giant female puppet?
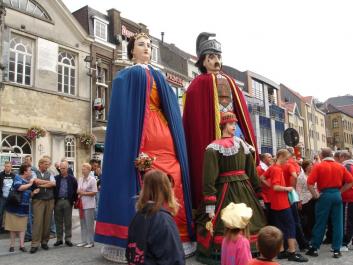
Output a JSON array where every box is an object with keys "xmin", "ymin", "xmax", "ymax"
[
  {"xmin": 183, "ymin": 32, "xmax": 260, "ymax": 209},
  {"xmin": 95, "ymin": 33, "xmax": 195, "ymax": 262}
]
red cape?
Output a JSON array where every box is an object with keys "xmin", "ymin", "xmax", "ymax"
[{"xmin": 183, "ymin": 73, "xmax": 258, "ymax": 208}]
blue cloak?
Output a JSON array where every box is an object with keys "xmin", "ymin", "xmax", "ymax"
[{"xmin": 95, "ymin": 64, "xmax": 194, "ymax": 247}]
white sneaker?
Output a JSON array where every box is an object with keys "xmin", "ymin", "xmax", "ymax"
[
  {"xmin": 76, "ymin": 242, "xmax": 87, "ymax": 247},
  {"xmin": 84, "ymin": 243, "xmax": 94, "ymax": 248},
  {"xmin": 340, "ymin": 246, "xmax": 349, "ymax": 252}
]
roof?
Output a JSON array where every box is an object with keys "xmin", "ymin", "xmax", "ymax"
[
  {"xmin": 283, "ymin": 102, "xmax": 296, "ymax": 113},
  {"xmin": 303, "ymin": 96, "xmax": 313, "ymax": 104},
  {"xmin": 324, "ymin": 95, "xmax": 353, "ymax": 107},
  {"xmin": 325, "ymin": 104, "xmax": 353, "ymax": 118},
  {"xmin": 222, "ymin": 65, "xmax": 246, "ymax": 83}
]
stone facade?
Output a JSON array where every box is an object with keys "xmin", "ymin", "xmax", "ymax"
[{"xmin": 0, "ymin": 0, "xmax": 92, "ymax": 174}]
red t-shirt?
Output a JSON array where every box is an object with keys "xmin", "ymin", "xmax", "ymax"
[
  {"xmin": 342, "ymin": 164, "xmax": 353, "ymax": 202},
  {"xmin": 288, "ymin": 157, "xmax": 301, "ymax": 174},
  {"xmin": 281, "ymin": 162, "xmax": 296, "ymax": 187},
  {"xmin": 307, "ymin": 159, "xmax": 353, "ymax": 191},
  {"xmin": 263, "ymin": 164, "xmax": 290, "ymax": 210},
  {"xmin": 247, "ymin": 258, "xmax": 279, "ymax": 265},
  {"xmin": 256, "ymin": 165, "xmax": 270, "ymax": 203}
]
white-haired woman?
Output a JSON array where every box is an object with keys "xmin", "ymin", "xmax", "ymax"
[{"xmin": 76, "ymin": 163, "xmax": 97, "ymax": 248}]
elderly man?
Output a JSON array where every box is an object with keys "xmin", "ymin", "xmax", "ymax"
[
  {"xmin": 30, "ymin": 157, "xmax": 56, "ymax": 254},
  {"xmin": 306, "ymin": 148, "xmax": 353, "ymax": 258},
  {"xmin": 53, "ymin": 161, "xmax": 77, "ymax": 247},
  {"xmin": 0, "ymin": 161, "xmax": 15, "ymax": 232}
]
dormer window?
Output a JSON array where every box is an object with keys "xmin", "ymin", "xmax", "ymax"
[{"xmin": 94, "ymin": 17, "xmax": 109, "ymax": 42}]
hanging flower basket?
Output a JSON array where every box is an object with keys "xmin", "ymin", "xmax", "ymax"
[
  {"xmin": 26, "ymin": 126, "xmax": 46, "ymax": 140},
  {"xmin": 79, "ymin": 133, "xmax": 96, "ymax": 147}
]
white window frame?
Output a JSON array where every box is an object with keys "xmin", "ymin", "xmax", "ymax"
[
  {"xmin": 58, "ymin": 50, "xmax": 76, "ymax": 95},
  {"xmin": 64, "ymin": 135, "xmax": 76, "ymax": 174},
  {"xmin": 252, "ymin": 79, "xmax": 264, "ymax": 101},
  {"xmin": 121, "ymin": 40, "xmax": 128, "ymax": 60},
  {"xmin": 151, "ymin": 44, "xmax": 158, "ymax": 63},
  {"xmin": 8, "ymin": 33, "xmax": 33, "ymax": 86},
  {"xmin": 94, "ymin": 17, "xmax": 108, "ymax": 42}
]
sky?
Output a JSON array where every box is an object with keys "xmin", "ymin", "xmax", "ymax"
[{"xmin": 62, "ymin": 0, "xmax": 353, "ymax": 102}]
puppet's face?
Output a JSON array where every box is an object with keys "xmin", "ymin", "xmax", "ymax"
[
  {"xmin": 132, "ymin": 37, "xmax": 151, "ymax": 64},
  {"xmin": 203, "ymin": 53, "xmax": 222, "ymax": 74},
  {"xmin": 223, "ymin": 122, "xmax": 236, "ymax": 136}
]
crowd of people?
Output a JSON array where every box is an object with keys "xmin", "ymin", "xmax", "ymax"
[{"xmin": 0, "ymin": 156, "xmax": 101, "ymax": 254}]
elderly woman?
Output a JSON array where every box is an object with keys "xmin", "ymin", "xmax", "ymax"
[
  {"xmin": 4, "ymin": 163, "xmax": 39, "ymax": 252},
  {"xmin": 77, "ymin": 163, "xmax": 97, "ymax": 248}
]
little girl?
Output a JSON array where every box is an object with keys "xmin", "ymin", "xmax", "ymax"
[
  {"xmin": 126, "ymin": 169, "xmax": 185, "ymax": 265},
  {"xmin": 221, "ymin": 203, "xmax": 253, "ymax": 265}
]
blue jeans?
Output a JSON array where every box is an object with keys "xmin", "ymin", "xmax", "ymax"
[
  {"xmin": 0, "ymin": 197, "xmax": 6, "ymax": 229},
  {"xmin": 311, "ymin": 189, "xmax": 343, "ymax": 251}
]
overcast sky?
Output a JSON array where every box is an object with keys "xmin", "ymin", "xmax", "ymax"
[{"xmin": 63, "ymin": 0, "xmax": 353, "ymax": 102}]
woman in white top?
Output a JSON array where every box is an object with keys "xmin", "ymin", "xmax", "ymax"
[
  {"xmin": 296, "ymin": 160, "xmax": 316, "ymax": 241},
  {"xmin": 77, "ymin": 163, "xmax": 97, "ymax": 248}
]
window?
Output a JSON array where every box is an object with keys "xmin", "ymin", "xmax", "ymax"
[
  {"xmin": 322, "ymin": 134, "xmax": 326, "ymax": 143},
  {"xmin": 252, "ymin": 79, "xmax": 264, "ymax": 101},
  {"xmin": 94, "ymin": 19, "xmax": 108, "ymax": 41},
  {"xmin": 334, "ymin": 132, "xmax": 340, "ymax": 143},
  {"xmin": 0, "ymin": 133, "xmax": 32, "ymax": 171},
  {"xmin": 315, "ymin": 116, "xmax": 318, "ymax": 125},
  {"xmin": 321, "ymin": 119, "xmax": 324, "ymax": 127},
  {"xmin": 121, "ymin": 40, "xmax": 128, "ymax": 60},
  {"xmin": 96, "ymin": 67, "xmax": 108, "ymax": 121},
  {"xmin": 8, "ymin": 33, "xmax": 33, "ymax": 86},
  {"xmin": 151, "ymin": 44, "xmax": 159, "ymax": 63},
  {"xmin": 64, "ymin": 136, "xmax": 75, "ymax": 174},
  {"xmin": 267, "ymin": 86, "xmax": 278, "ymax": 105},
  {"xmin": 58, "ymin": 51, "xmax": 76, "ymax": 95},
  {"xmin": 3, "ymin": 0, "xmax": 51, "ymax": 21},
  {"xmin": 332, "ymin": 119, "xmax": 338, "ymax": 128}
]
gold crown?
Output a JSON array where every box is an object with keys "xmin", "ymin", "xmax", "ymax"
[{"xmin": 134, "ymin": 32, "xmax": 150, "ymax": 40}]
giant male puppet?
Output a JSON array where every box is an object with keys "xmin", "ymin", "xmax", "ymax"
[{"xmin": 183, "ymin": 32, "xmax": 260, "ymax": 209}]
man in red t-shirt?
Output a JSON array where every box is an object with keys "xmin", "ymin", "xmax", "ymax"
[
  {"xmin": 340, "ymin": 151, "xmax": 353, "ymax": 250},
  {"xmin": 257, "ymin": 153, "xmax": 273, "ymax": 223},
  {"xmin": 306, "ymin": 148, "xmax": 353, "ymax": 258},
  {"xmin": 262, "ymin": 149, "xmax": 308, "ymax": 263}
]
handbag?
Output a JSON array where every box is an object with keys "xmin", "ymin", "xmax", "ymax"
[
  {"xmin": 288, "ymin": 189, "xmax": 300, "ymax": 205},
  {"xmin": 6, "ymin": 186, "xmax": 22, "ymax": 206}
]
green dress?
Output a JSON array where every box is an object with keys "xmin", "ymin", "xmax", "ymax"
[{"xmin": 195, "ymin": 136, "xmax": 266, "ymax": 264}]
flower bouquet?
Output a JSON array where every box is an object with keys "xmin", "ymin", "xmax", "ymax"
[
  {"xmin": 134, "ymin": 152, "xmax": 156, "ymax": 172},
  {"xmin": 79, "ymin": 133, "xmax": 96, "ymax": 146},
  {"xmin": 26, "ymin": 126, "xmax": 46, "ymax": 140}
]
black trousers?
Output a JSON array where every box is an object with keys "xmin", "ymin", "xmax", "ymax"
[
  {"xmin": 299, "ymin": 199, "xmax": 316, "ymax": 241},
  {"xmin": 291, "ymin": 203, "xmax": 309, "ymax": 249},
  {"xmin": 343, "ymin": 202, "xmax": 353, "ymax": 246}
]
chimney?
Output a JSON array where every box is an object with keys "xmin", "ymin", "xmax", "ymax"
[
  {"xmin": 107, "ymin": 9, "xmax": 121, "ymax": 42},
  {"xmin": 161, "ymin": 32, "xmax": 164, "ymax": 43}
]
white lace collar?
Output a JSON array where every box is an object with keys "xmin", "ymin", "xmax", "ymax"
[{"xmin": 206, "ymin": 137, "xmax": 255, "ymax": 156}]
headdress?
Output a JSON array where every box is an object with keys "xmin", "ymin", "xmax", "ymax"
[
  {"xmin": 221, "ymin": 203, "xmax": 253, "ymax": 229},
  {"xmin": 134, "ymin": 32, "xmax": 150, "ymax": 40},
  {"xmin": 196, "ymin": 32, "xmax": 222, "ymax": 57},
  {"xmin": 220, "ymin": 112, "xmax": 238, "ymax": 125}
]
